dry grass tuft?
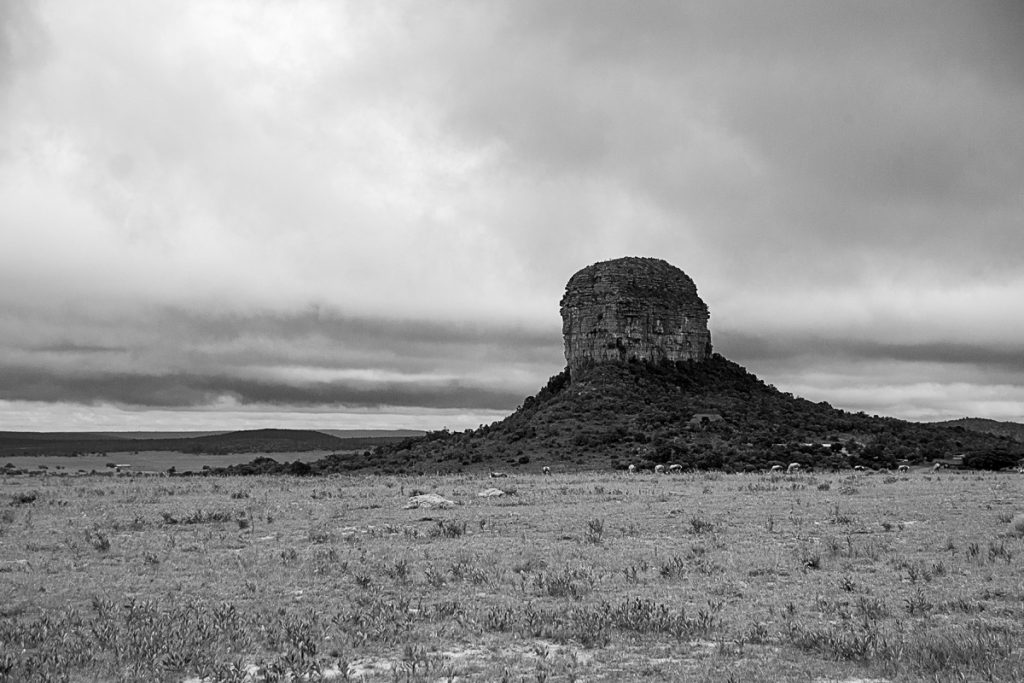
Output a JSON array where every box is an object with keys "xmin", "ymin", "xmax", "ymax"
[{"xmin": 1010, "ymin": 513, "xmax": 1024, "ymax": 537}]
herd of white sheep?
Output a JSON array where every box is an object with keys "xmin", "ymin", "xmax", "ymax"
[
  {"xmin": 609, "ymin": 461, "xmax": 971, "ymax": 475},
  {"xmin": 492, "ymin": 461, "xmax": 1024, "ymax": 477}
]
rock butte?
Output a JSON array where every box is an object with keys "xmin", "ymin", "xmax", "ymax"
[{"xmin": 560, "ymin": 257, "xmax": 712, "ymax": 372}]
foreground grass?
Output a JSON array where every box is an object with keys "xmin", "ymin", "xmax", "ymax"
[{"xmin": 1, "ymin": 470, "xmax": 1022, "ymax": 682}]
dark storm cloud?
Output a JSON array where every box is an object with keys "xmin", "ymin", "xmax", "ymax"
[
  {"xmin": 0, "ymin": 364, "xmax": 525, "ymax": 410},
  {"xmin": 153, "ymin": 308, "xmax": 561, "ymax": 366},
  {"xmin": 716, "ymin": 329, "xmax": 1024, "ymax": 422},
  {"xmin": 133, "ymin": 308, "xmax": 565, "ymax": 385},
  {"xmin": 719, "ymin": 331, "xmax": 1024, "ymax": 373},
  {"xmin": 0, "ymin": 306, "xmax": 563, "ymax": 412},
  {"xmin": 32, "ymin": 342, "xmax": 129, "ymax": 354}
]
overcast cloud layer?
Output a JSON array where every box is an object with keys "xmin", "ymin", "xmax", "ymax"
[{"xmin": 2, "ymin": 1, "xmax": 1022, "ymax": 431}]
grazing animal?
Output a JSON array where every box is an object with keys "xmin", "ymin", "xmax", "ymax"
[
  {"xmin": 787, "ymin": 463, "xmax": 801, "ymax": 474},
  {"xmin": 489, "ymin": 471, "xmax": 508, "ymax": 479},
  {"xmin": 897, "ymin": 465, "xmax": 910, "ymax": 473},
  {"xmin": 853, "ymin": 465, "xmax": 865, "ymax": 472},
  {"xmin": 933, "ymin": 462, "xmax": 943, "ymax": 471},
  {"xmin": 769, "ymin": 465, "xmax": 783, "ymax": 473},
  {"xmin": 669, "ymin": 464, "xmax": 683, "ymax": 473},
  {"xmin": 542, "ymin": 466, "xmax": 551, "ymax": 475},
  {"xmin": 627, "ymin": 464, "xmax": 636, "ymax": 474},
  {"xmin": 654, "ymin": 464, "xmax": 665, "ymax": 474}
]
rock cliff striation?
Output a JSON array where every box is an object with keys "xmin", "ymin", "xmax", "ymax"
[{"xmin": 560, "ymin": 257, "xmax": 712, "ymax": 372}]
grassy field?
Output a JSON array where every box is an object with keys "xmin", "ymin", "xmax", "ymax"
[
  {"xmin": 1, "ymin": 469, "xmax": 1023, "ymax": 682},
  {"xmin": 0, "ymin": 450, "xmax": 338, "ymax": 475}
]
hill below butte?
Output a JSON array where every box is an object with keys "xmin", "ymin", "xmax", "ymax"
[{"xmin": 234, "ymin": 257, "xmax": 1023, "ymax": 476}]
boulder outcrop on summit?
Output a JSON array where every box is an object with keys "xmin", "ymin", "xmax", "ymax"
[{"xmin": 560, "ymin": 257, "xmax": 712, "ymax": 372}]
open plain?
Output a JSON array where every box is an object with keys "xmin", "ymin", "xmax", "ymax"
[{"xmin": 1, "ymin": 468, "xmax": 1023, "ymax": 682}]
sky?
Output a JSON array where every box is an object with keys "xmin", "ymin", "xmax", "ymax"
[{"xmin": 1, "ymin": 1, "xmax": 1022, "ymax": 432}]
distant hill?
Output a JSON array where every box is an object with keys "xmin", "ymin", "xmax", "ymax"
[
  {"xmin": 931, "ymin": 418, "xmax": 1024, "ymax": 443},
  {"xmin": 0, "ymin": 428, "xmax": 408, "ymax": 458},
  {"xmin": 319, "ymin": 429, "xmax": 426, "ymax": 439},
  {"xmin": 171, "ymin": 429, "xmax": 353, "ymax": 454},
  {"xmin": 97, "ymin": 431, "xmax": 230, "ymax": 440},
  {"xmin": 222, "ymin": 356, "xmax": 1023, "ymax": 476}
]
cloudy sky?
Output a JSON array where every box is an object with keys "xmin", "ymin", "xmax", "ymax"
[{"xmin": 1, "ymin": 1, "xmax": 1022, "ymax": 432}]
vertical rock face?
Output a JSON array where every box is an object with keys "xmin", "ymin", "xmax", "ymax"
[{"xmin": 560, "ymin": 257, "xmax": 712, "ymax": 371}]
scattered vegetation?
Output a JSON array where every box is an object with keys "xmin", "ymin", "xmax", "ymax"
[{"xmin": 1, "ymin": 470, "xmax": 1021, "ymax": 680}]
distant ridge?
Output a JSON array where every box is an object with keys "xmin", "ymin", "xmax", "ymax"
[
  {"xmin": 319, "ymin": 429, "xmax": 425, "ymax": 439},
  {"xmin": 931, "ymin": 418, "xmax": 1024, "ymax": 443},
  {"xmin": 97, "ymin": 431, "xmax": 230, "ymax": 440},
  {"xmin": 0, "ymin": 428, "xmax": 410, "ymax": 457}
]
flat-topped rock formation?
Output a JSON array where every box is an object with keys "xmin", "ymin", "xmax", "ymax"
[
  {"xmin": 263, "ymin": 255, "xmax": 1022, "ymax": 475},
  {"xmin": 560, "ymin": 257, "xmax": 712, "ymax": 372}
]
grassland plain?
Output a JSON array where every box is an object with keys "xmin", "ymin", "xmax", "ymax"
[
  {"xmin": 1, "ymin": 469, "xmax": 1023, "ymax": 682},
  {"xmin": 0, "ymin": 450, "xmax": 337, "ymax": 475}
]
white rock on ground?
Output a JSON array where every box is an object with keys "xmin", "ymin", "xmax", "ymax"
[{"xmin": 403, "ymin": 493, "xmax": 455, "ymax": 509}]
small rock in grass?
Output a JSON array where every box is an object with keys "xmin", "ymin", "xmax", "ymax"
[{"xmin": 404, "ymin": 493, "xmax": 455, "ymax": 509}]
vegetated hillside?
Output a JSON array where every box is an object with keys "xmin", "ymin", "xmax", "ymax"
[
  {"xmin": 932, "ymin": 417, "xmax": 1024, "ymax": 443},
  {"xmin": 301, "ymin": 355, "xmax": 1021, "ymax": 475},
  {"xmin": 0, "ymin": 428, "xmax": 401, "ymax": 458}
]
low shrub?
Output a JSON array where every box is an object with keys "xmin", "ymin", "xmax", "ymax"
[
  {"xmin": 1010, "ymin": 513, "xmax": 1024, "ymax": 537},
  {"xmin": 10, "ymin": 491, "xmax": 37, "ymax": 505}
]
